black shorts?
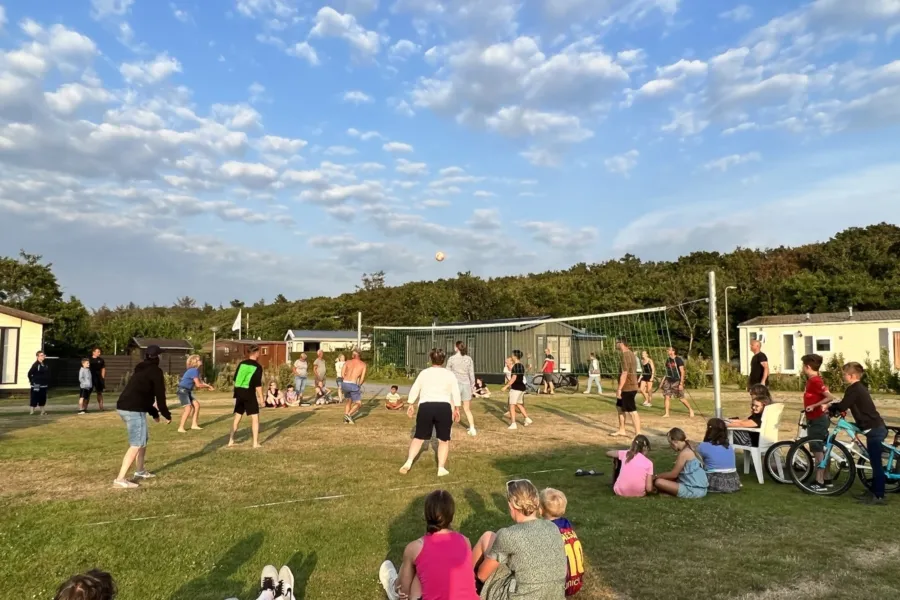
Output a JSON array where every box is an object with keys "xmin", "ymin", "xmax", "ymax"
[
  {"xmin": 233, "ymin": 396, "xmax": 260, "ymax": 416},
  {"xmin": 30, "ymin": 387, "xmax": 48, "ymax": 408},
  {"xmin": 79, "ymin": 388, "xmax": 92, "ymax": 401},
  {"xmin": 640, "ymin": 375, "xmax": 652, "ymax": 383},
  {"xmin": 617, "ymin": 391, "xmax": 638, "ymax": 412},
  {"xmin": 414, "ymin": 403, "xmax": 453, "ymax": 442},
  {"xmin": 93, "ymin": 379, "xmax": 105, "ymax": 394}
]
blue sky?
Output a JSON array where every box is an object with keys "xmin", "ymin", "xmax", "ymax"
[{"xmin": 0, "ymin": 0, "xmax": 899, "ymax": 308}]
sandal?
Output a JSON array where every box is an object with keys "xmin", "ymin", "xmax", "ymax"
[{"xmin": 575, "ymin": 469, "xmax": 602, "ymax": 477}]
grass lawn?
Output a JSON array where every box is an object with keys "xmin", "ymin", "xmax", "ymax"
[{"xmin": 2, "ymin": 386, "xmax": 900, "ymax": 600}]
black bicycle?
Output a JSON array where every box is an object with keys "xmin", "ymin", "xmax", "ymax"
[{"xmin": 530, "ymin": 372, "xmax": 579, "ymax": 393}]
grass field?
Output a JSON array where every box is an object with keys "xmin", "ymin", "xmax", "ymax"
[{"xmin": 2, "ymin": 386, "xmax": 900, "ymax": 600}]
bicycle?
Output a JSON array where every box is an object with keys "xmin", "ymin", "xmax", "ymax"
[
  {"xmin": 530, "ymin": 373, "xmax": 579, "ymax": 393},
  {"xmin": 763, "ymin": 412, "xmax": 809, "ymax": 484},
  {"xmin": 787, "ymin": 409, "xmax": 900, "ymax": 496}
]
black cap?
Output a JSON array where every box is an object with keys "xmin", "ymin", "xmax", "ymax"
[{"xmin": 145, "ymin": 345, "xmax": 162, "ymax": 359}]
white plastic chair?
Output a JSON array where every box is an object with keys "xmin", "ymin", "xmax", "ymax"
[{"xmin": 728, "ymin": 402, "xmax": 785, "ymax": 484}]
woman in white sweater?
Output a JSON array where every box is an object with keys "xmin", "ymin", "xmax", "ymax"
[
  {"xmin": 447, "ymin": 341, "xmax": 477, "ymax": 437},
  {"xmin": 399, "ymin": 348, "xmax": 462, "ymax": 477}
]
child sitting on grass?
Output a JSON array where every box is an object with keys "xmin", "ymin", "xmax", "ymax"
[
  {"xmin": 473, "ymin": 378, "xmax": 491, "ymax": 398},
  {"xmin": 606, "ymin": 434, "xmax": 654, "ymax": 498},
  {"xmin": 385, "ymin": 385, "xmax": 405, "ymax": 410},
  {"xmin": 265, "ymin": 382, "xmax": 284, "ymax": 408},
  {"xmin": 540, "ymin": 488, "xmax": 584, "ymax": 596},
  {"xmin": 285, "ymin": 384, "xmax": 299, "ymax": 407},
  {"xmin": 314, "ymin": 380, "xmax": 335, "ymax": 405},
  {"xmin": 653, "ymin": 428, "xmax": 708, "ymax": 499}
]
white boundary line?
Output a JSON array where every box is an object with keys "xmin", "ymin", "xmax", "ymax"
[
  {"xmin": 80, "ymin": 468, "xmax": 566, "ymax": 528},
  {"xmin": 372, "ymin": 307, "xmax": 667, "ymax": 331}
]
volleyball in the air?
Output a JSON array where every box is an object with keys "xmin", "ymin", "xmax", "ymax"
[{"xmin": 435, "ymin": 251, "xmax": 446, "ymax": 262}]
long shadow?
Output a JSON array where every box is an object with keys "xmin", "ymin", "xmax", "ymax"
[
  {"xmin": 540, "ymin": 406, "xmax": 609, "ymax": 431},
  {"xmin": 169, "ymin": 531, "xmax": 264, "ymax": 600},
  {"xmin": 156, "ymin": 431, "xmax": 233, "ymax": 474},
  {"xmin": 284, "ymin": 550, "xmax": 318, "ymax": 599},
  {"xmin": 0, "ymin": 412, "xmax": 68, "ymax": 439},
  {"xmin": 349, "ymin": 396, "xmax": 381, "ymax": 422},
  {"xmin": 385, "ymin": 494, "xmax": 428, "ymax": 564},
  {"xmin": 262, "ymin": 411, "xmax": 315, "ymax": 444},
  {"xmin": 482, "ymin": 401, "xmax": 510, "ymax": 425}
]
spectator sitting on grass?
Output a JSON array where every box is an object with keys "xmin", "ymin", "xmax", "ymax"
[
  {"xmin": 385, "ymin": 385, "xmax": 405, "ymax": 410},
  {"xmin": 540, "ymin": 488, "xmax": 584, "ymax": 597},
  {"xmin": 55, "ymin": 569, "xmax": 116, "ymax": 600},
  {"xmin": 606, "ymin": 434, "xmax": 654, "ymax": 498},
  {"xmin": 472, "ymin": 479, "xmax": 567, "ymax": 600},
  {"xmin": 265, "ymin": 382, "xmax": 284, "ymax": 408},
  {"xmin": 285, "ymin": 384, "xmax": 299, "ymax": 407},
  {"xmin": 379, "ymin": 489, "xmax": 478, "ymax": 600},
  {"xmin": 473, "ymin": 378, "xmax": 491, "ymax": 398},
  {"xmin": 697, "ymin": 419, "xmax": 740, "ymax": 493},
  {"xmin": 314, "ymin": 380, "xmax": 334, "ymax": 405},
  {"xmin": 652, "ymin": 428, "xmax": 708, "ymax": 499}
]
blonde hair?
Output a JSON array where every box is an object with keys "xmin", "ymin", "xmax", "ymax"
[
  {"xmin": 539, "ymin": 488, "xmax": 567, "ymax": 519},
  {"xmin": 506, "ymin": 479, "xmax": 541, "ymax": 517},
  {"xmin": 186, "ymin": 354, "xmax": 202, "ymax": 369}
]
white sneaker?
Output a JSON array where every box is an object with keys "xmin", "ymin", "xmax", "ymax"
[
  {"xmin": 134, "ymin": 470, "xmax": 156, "ymax": 479},
  {"xmin": 260, "ymin": 565, "xmax": 279, "ymax": 597},
  {"xmin": 112, "ymin": 479, "xmax": 138, "ymax": 489},
  {"xmin": 379, "ymin": 561, "xmax": 400, "ymax": 600},
  {"xmin": 468, "ymin": 428, "xmax": 477, "ymax": 437},
  {"xmin": 508, "ymin": 423, "xmax": 517, "ymax": 430},
  {"xmin": 278, "ymin": 565, "xmax": 295, "ymax": 600},
  {"xmin": 524, "ymin": 418, "xmax": 533, "ymax": 426},
  {"xmin": 582, "ymin": 391, "xmax": 590, "ymax": 394},
  {"xmin": 437, "ymin": 467, "xmax": 450, "ymax": 477}
]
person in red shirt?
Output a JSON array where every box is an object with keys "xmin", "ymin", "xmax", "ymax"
[
  {"xmin": 801, "ymin": 354, "xmax": 831, "ymax": 491},
  {"xmin": 542, "ymin": 348, "xmax": 556, "ymax": 395}
]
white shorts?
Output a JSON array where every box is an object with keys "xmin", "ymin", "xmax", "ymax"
[
  {"xmin": 508, "ymin": 390, "xmax": 525, "ymax": 405},
  {"xmin": 458, "ymin": 383, "xmax": 472, "ymax": 401}
]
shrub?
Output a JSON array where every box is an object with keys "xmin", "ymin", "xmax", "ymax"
[
  {"xmin": 215, "ymin": 363, "xmax": 235, "ymax": 393},
  {"xmin": 863, "ymin": 348, "xmax": 900, "ymax": 393},
  {"xmin": 822, "ymin": 353, "xmax": 846, "ymax": 394},
  {"xmin": 720, "ymin": 364, "xmax": 747, "ymax": 388},
  {"xmin": 265, "ymin": 362, "xmax": 294, "ymax": 390},
  {"xmin": 683, "ymin": 357, "xmax": 709, "ymax": 389},
  {"xmin": 765, "ymin": 373, "xmax": 805, "ymax": 393}
]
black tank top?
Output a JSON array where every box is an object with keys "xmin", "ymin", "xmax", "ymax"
[{"xmin": 642, "ymin": 361, "xmax": 652, "ymax": 376}]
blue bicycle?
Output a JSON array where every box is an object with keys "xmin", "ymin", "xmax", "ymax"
[{"xmin": 787, "ymin": 410, "xmax": 900, "ymax": 496}]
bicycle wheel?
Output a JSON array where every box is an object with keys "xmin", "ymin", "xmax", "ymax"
[
  {"xmin": 764, "ymin": 440, "xmax": 810, "ymax": 484},
  {"xmin": 789, "ymin": 437, "xmax": 856, "ymax": 496},
  {"xmin": 857, "ymin": 453, "xmax": 900, "ymax": 494}
]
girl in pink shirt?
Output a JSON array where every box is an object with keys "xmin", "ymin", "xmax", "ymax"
[
  {"xmin": 607, "ymin": 435, "xmax": 654, "ymax": 497},
  {"xmin": 379, "ymin": 490, "xmax": 479, "ymax": 600}
]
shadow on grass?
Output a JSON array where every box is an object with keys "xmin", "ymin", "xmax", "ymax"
[
  {"xmin": 348, "ymin": 396, "xmax": 381, "ymax": 422},
  {"xmin": 262, "ymin": 411, "xmax": 315, "ymax": 444},
  {"xmin": 284, "ymin": 550, "xmax": 318, "ymax": 599},
  {"xmin": 0, "ymin": 412, "xmax": 68, "ymax": 439},
  {"xmin": 539, "ymin": 405, "xmax": 610, "ymax": 431},
  {"xmin": 169, "ymin": 531, "xmax": 263, "ymax": 600}
]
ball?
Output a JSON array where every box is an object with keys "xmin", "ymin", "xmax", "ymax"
[{"xmin": 435, "ymin": 251, "xmax": 445, "ymax": 262}]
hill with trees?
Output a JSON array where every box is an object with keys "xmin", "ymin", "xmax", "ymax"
[{"xmin": 2, "ymin": 224, "xmax": 899, "ymax": 359}]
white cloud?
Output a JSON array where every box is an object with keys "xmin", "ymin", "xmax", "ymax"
[
  {"xmin": 258, "ymin": 135, "xmax": 307, "ymax": 153},
  {"xmin": 635, "ymin": 77, "xmax": 680, "ymax": 97},
  {"xmin": 218, "ymin": 160, "xmax": 278, "ymax": 187},
  {"xmin": 473, "ymin": 190, "xmax": 496, "ymax": 198},
  {"xmin": 392, "ymin": 0, "xmax": 520, "ymax": 36},
  {"xmin": 0, "ymin": 6, "xmax": 6, "ymax": 30},
  {"xmin": 286, "ymin": 42, "xmax": 320, "ymax": 66},
  {"xmin": 310, "ymin": 7, "xmax": 381, "ymax": 57},
  {"xmin": 390, "ymin": 98, "xmax": 415, "ymax": 117},
  {"xmin": 520, "ymin": 220, "xmax": 598, "ymax": 250},
  {"xmin": 390, "ymin": 39, "xmax": 420, "ymax": 61},
  {"xmin": 439, "ymin": 166, "xmax": 465, "ymax": 176},
  {"xmin": 604, "ymin": 149, "xmax": 639, "ymax": 176},
  {"xmin": 657, "ymin": 58, "xmax": 708, "ymax": 79},
  {"xmin": 235, "ymin": 0, "xmax": 297, "ymax": 20},
  {"xmin": 357, "ymin": 161, "xmax": 385, "ymax": 171},
  {"xmin": 383, "ymin": 141, "xmax": 414, "ymax": 153},
  {"xmin": 342, "ymin": 90, "xmax": 374, "ymax": 104},
  {"xmin": 395, "ymin": 158, "xmax": 428, "ymax": 175},
  {"xmin": 120, "ymin": 53, "xmax": 182, "ymax": 84},
  {"xmin": 347, "ymin": 128, "xmax": 383, "ymax": 141},
  {"xmin": 485, "ymin": 106, "xmax": 593, "ymax": 144},
  {"xmin": 722, "ymin": 122, "xmax": 759, "ymax": 135},
  {"xmin": 702, "ymin": 152, "xmax": 761, "ymax": 172},
  {"xmin": 281, "ymin": 169, "xmax": 327, "ymax": 185},
  {"xmin": 171, "ymin": 3, "xmax": 190, "ymax": 22},
  {"xmin": 44, "ymin": 83, "xmax": 114, "ymax": 115},
  {"xmin": 469, "ymin": 208, "xmax": 501, "ymax": 229},
  {"xmin": 249, "ymin": 82, "xmax": 266, "ymax": 103},
  {"xmin": 211, "ymin": 103, "xmax": 262, "ymax": 129},
  {"xmin": 422, "ymin": 198, "xmax": 450, "ymax": 207},
  {"xmin": 91, "ymin": 0, "xmax": 134, "ymax": 19},
  {"xmin": 720, "ymin": 5, "xmax": 753, "ymax": 22},
  {"xmin": 300, "ymin": 180, "xmax": 386, "ymax": 205},
  {"xmin": 661, "ymin": 109, "xmax": 709, "ymax": 136},
  {"xmin": 324, "ymin": 145, "xmax": 358, "ymax": 156}
]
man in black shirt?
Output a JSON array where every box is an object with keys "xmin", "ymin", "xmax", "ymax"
[
  {"xmin": 27, "ymin": 351, "xmax": 50, "ymax": 415},
  {"xmin": 748, "ymin": 340, "xmax": 768, "ymax": 388},
  {"xmin": 831, "ymin": 362, "xmax": 888, "ymax": 505},
  {"xmin": 89, "ymin": 347, "xmax": 107, "ymax": 411},
  {"xmin": 229, "ymin": 345, "xmax": 264, "ymax": 449},
  {"xmin": 501, "ymin": 349, "xmax": 532, "ymax": 429}
]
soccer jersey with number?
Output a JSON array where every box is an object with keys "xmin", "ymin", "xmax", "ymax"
[{"xmin": 552, "ymin": 517, "xmax": 584, "ymax": 596}]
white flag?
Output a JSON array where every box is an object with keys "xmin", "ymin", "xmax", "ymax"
[{"xmin": 231, "ymin": 309, "xmax": 242, "ymax": 332}]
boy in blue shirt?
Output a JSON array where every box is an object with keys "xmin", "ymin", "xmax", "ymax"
[
  {"xmin": 177, "ymin": 354, "xmax": 214, "ymax": 433},
  {"xmin": 78, "ymin": 358, "xmax": 93, "ymax": 414}
]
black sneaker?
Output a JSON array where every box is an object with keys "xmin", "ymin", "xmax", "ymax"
[{"xmin": 809, "ymin": 483, "xmax": 828, "ymax": 493}]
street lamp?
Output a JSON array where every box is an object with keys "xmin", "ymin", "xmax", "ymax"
[
  {"xmin": 724, "ymin": 286, "xmax": 738, "ymax": 365},
  {"xmin": 210, "ymin": 326, "xmax": 220, "ymax": 366}
]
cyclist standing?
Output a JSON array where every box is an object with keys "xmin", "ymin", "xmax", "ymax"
[{"xmin": 829, "ymin": 362, "xmax": 888, "ymax": 506}]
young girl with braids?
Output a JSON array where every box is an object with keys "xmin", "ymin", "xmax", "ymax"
[
  {"xmin": 653, "ymin": 428, "xmax": 708, "ymax": 499},
  {"xmin": 606, "ymin": 435, "xmax": 654, "ymax": 498}
]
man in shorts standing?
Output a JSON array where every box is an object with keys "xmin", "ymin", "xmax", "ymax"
[
  {"xmin": 313, "ymin": 349, "xmax": 327, "ymax": 389},
  {"xmin": 229, "ymin": 345, "xmax": 264, "ymax": 448},
  {"xmin": 89, "ymin": 347, "xmax": 107, "ymax": 411},
  {"xmin": 341, "ymin": 350, "xmax": 367, "ymax": 424},
  {"xmin": 662, "ymin": 347, "xmax": 694, "ymax": 418},
  {"xmin": 613, "ymin": 338, "xmax": 642, "ymax": 437}
]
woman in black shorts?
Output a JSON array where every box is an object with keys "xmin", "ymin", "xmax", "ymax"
[
  {"xmin": 399, "ymin": 348, "xmax": 462, "ymax": 478},
  {"xmin": 639, "ymin": 350, "xmax": 655, "ymax": 407}
]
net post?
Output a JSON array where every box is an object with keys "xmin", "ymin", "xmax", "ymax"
[
  {"xmin": 709, "ymin": 271, "xmax": 723, "ymax": 418},
  {"xmin": 357, "ymin": 312, "xmax": 362, "ymax": 351}
]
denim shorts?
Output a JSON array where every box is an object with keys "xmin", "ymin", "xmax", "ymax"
[
  {"xmin": 118, "ymin": 410, "xmax": 148, "ymax": 447},
  {"xmin": 176, "ymin": 387, "xmax": 194, "ymax": 407}
]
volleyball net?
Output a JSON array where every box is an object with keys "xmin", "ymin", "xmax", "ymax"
[{"xmin": 372, "ymin": 307, "xmax": 672, "ymax": 378}]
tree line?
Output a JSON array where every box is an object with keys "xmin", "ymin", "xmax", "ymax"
[{"xmin": 2, "ymin": 223, "xmax": 899, "ymax": 359}]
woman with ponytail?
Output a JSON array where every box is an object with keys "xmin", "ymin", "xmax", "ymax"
[
  {"xmin": 606, "ymin": 434, "xmax": 655, "ymax": 497},
  {"xmin": 379, "ymin": 490, "xmax": 478, "ymax": 600},
  {"xmin": 653, "ymin": 428, "xmax": 708, "ymax": 499}
]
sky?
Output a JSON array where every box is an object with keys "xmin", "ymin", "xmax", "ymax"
[{"xmin": 0, "ymin": 0, "xmax": 899, "ymax": 309}]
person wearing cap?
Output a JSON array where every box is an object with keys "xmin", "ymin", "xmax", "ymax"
[{"xmin": 113, "ymin": 344, "xmax": 171, "ymax": 489}]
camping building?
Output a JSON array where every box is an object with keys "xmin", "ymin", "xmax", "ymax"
[
  {"xmin": 126, "ymin": 337, "xmax": 194, "ymax": 356},
  {"xmin": 284, "ymin": 330, "xmax": 371, "ymax": 353},
  {"xmin": 203, "ymin": 339, "xmax": 288, "ymax": 368},
  {"xmin": 0, "ymin": 305, "xmax": 53, "ymax": 394},
  {"xmin": 738, "ymin": 309, "xmax": 900, "ymax": 376}
]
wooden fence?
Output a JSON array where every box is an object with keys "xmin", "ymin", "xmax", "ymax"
[{"xmin": 46, "ymin": 354, "xmax": 187, "ymax": 391}]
